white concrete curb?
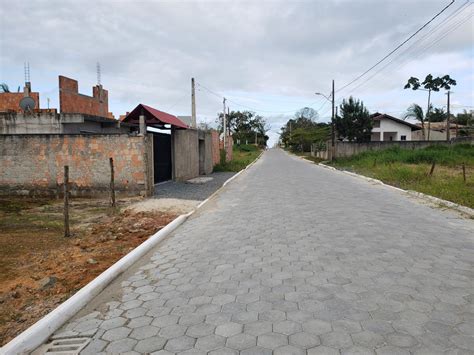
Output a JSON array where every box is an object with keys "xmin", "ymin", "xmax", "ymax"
[
  {"xmin": 317, "ymin": 162, "xmax": 474, "ymax": 218},
  {"xmin": 1, "ymin": 150, "xmax": 265, "ymax": 355}
]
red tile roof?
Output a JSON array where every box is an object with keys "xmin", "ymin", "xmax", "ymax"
[{"xmin": 121, "ymin": 104, "xmax": 188, "ymax": 129}]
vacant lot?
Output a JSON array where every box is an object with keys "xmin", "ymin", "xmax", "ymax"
[
  {"xmin": 213, "ymin": 144, "xmax": 262, "ymax": 172},
  {"xmin": 0, "ymin": 197, "xmax": 177, "ymax": 346},
  {"xmin": 330, "ymin": 144, "xmax": 474, "ymax": 208}
]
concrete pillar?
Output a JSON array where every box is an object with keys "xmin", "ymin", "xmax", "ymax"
[
  {"xmin": 380, "ymin": 131, "xmax": 384, "ymax": 141},
  {"xmin": 139, "ymin": 114, "xmax": 146, "ymax": 136}
]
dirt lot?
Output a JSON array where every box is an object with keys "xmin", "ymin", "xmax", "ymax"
[{"xmin": 0, "ymin": 196, "xmax": 178, "ymax": 346}]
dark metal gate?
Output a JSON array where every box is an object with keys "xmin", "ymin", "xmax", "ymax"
[{"xmin": 153, "ymin": 133, "xmax": 172, "ymax": 183}]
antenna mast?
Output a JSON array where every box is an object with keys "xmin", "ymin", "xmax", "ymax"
[{"xmin": 96, "ymin": 62, "xmax": 101, "ymax": 86}]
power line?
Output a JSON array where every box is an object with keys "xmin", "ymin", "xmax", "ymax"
[
  {"xmin": 338, "ymin": 2, "xmax": 472, "ymax": 98},
  {"xmin": 336, "ymin": 0, "xmax": 455, "ymax": 93},
  {"xmin": 196, "ymin": 81, "xmax": 325, "ymax": 115}
]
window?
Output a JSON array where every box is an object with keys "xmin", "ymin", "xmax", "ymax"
[
  {"xmin": 373, "ymin": 120, "xmax": 380, "ymax": 128},
  {"xmin": 401, "ymin": 135, "xmax": 407, "ymax": 141}
]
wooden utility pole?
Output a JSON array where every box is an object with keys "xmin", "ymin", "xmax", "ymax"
[
  {"xmin": 191, "ymin": 78, "xmax": 196, "ymax": 128},
  {"xmin": 64, "ymin": 165, "xmax": 70, "ymax": 238},
  {"xmin": 331, "ymin": 79, "xmax": 335, "ymax": 160},
  {"xmin": 223, "ymin": 98, "xmax": 227, "ymax": 151},
  {"xmin": 446, "ymin": 90, "xmax": 451, "ymax": 141},
  {"xmin": 110, "ymin": 157, "xmax": 116, "ymax": 207}
]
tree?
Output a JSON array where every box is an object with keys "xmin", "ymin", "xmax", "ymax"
[
  {"xmin": 334, "ymin": 96, "xmax": 372, "ymax": 142},
  {"xmin": 404, "ymin": 103, "xmax": 425, "ymax": 124},
  {"xmin": 279, "ymin": 107, "xmax": 328, "ymax": 151},
  {"xmin": 404, "ymin": 74, "xmax": 456, "ymax": 140},
  {"xmin": 217, "ymin": 110, "xmax": 268, "ymax": 146},
  {"xmin": 429, "ymin": 107, "xmax": 447, "ymax": 123},
  {"xmin": 0, "ymin": 83, "xmax": 10, "ymax": 93}
]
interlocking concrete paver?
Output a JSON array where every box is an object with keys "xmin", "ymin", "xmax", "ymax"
[{"xmin": 46, "ymin": 149, "xmax": 473, "ymax": 354}]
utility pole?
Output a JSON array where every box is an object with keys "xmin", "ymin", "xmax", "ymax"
[
  {"xmin": 255, "ymin": 131, "xmax": 258, "ymax": 146},
  {"xmin": 446, "ymin": 90, "xmax": 450, "ymax": 141},
  {"xmin": 331, "ymin": 79, "xmax": 335, "ymax": 160},
  {"xmin": 223, "ymin": 98, "xmax": 227, "ymax": 150},
  {"xmin": 191, "ymin": 78, "xmax": 196, "ymax": 128}
]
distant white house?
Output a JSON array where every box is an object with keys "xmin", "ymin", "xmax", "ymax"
[{"xmin": 370, "ymin": 113, "xmax": 421, "ymax": 141}]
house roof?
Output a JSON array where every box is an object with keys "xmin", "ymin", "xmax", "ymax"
[
  {"xmin": 121, "ymin": 104, "xmax": 188, "ymax": 129},
  {"xmin": 370, "ymin": 112, "xmax": 421, "ymax": 130}
]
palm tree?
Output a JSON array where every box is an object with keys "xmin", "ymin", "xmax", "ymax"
[
  {"xmin": 0, "ymin": 83, "xmax": 10, "ymax": 93},
  {"xmin": 404, "ymin": 103, "xmax": 429, "ymax": 139}
]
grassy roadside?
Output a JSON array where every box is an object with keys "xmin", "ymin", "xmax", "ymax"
[
  {"xmin": 213, "ymin": 144, "xmax": 262, "ymax": 172},
  {"xmin": 328, "ymin": 144, "xmax": 474, "ymax": 208}
]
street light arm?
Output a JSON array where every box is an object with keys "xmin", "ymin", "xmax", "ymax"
[{"xmin": 315, "ymin": 92, "xmax": 332, "ymax": 102}]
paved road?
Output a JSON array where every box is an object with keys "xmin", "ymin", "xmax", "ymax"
[{"xmin": 51, "ymin": 149, "xmax": 473, "ymax": 354}]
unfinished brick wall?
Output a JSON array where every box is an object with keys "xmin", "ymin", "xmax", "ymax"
[
  {"xmin": 211, "ymin": 130, "xmax": 220, "ymax": 166},
  {"xmin": 59, "ymin": 76, "xmax": 112, "ymax": 118},
  {"xmin": 211, "ymin": 130, "xmax": 233, "ymax": 166},
  {"xmin": 0, "ymin": 134, "xmax": 153, "ymax": 197},
  {"xmin": 0, "ymin": 92, "xmax": 40, "ymax": 112}
]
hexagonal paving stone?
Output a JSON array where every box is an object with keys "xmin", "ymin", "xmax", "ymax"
[
  {"xmin": 307, "ymin": 346, "xmax": 340, "ymax": 355},
  {"xmin": 208, "ymin": 348, "xmax": 239, "ymax": 355},
  {"xmin": 215, "ymin": 322, "xmax": 243, "ymax": 337},
  {"xmin": 320, "ymin": 331, "xmax": 353, "ymax": 348},
  {"xmin": 195, "ymin": 334, "xmax": 226, "ymax": 351},
  {"xmin": 164, "ymin": 335, "xmax": 196, "ymax": 352},
  {"xmin": 290, "ymin": 331, "xmax": 321, "ymax": 348},
  {"xmin": 244, "ymin": 321, "xmax": 273, "ymax": 336},
  {"xmin": 100, "ymin": 317, "xmax": 127, "ymax": 330},
  {"xmin": 303, "ymin": 319, "xmax": 332, "ymax": 335},
  {"xmin": 186, "ymin": 323, "xmax": 215, "ymax": 337},
  {"xmin": 274, "ymin": 345, "xmax": 306, "ymax": 355},
  {"xmin": 273, "ymin": 320, "xmax": 303, "ymax": 335},
  {"xmin": 257, "ymin": 332, "xmax": 288, "ymax": 349},
  {"xmin": 158, "ymin": 324, "xmax": 187, "ymax": 339},
  {"xmin": 128, "ymin": 316, "xmax": 153, "ymax": 329},
  {"xmin": 226, "ymin": 333, "xmax": 256, "ymax": 350},
  {"xmin": 240, "ymin": 346, "xmax": 272, "ymax": 355},
  {"xmin": 105, "ymin": 338, "xmax": 137, "ymax": 353},
  {"xmin": 134, "ymin": 336, "xmax": 167, "ymax": 353},
  {"xmin": 102, "ymin": 326, "xmax": 132, "ymax": 341},
  {"xmin": 152, "ymin": 314, "xmax": 179, "ymax": 327},
  {"xmin": 351, "ymin": 331, "xmax": 386, "ymax": 348},
  {"xmin": 341, "ymin": 346, "xmax": 376, "ymax": 354},
  {"xmin": 130, "ymin": 325, "xmax": 159, "ymax": 340},
  {"xmin": 206, "ymin": 312, "xmax": 233, "ymax": 325},
  {"xmin": 212, "ymin": 294, "xmax": 237, "ymax": 305}
]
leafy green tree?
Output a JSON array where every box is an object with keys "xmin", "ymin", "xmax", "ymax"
[
  {"xmin": 279, "ymin": 107, "xmax": 329, "ymax": 151},
  {"xmin": 217, "ymin": 110, "xmax": 268, "ymax": 146},
  {"xmin": 429, "ymin": 107, "xmax": 447, "ymax": 123},
  {"xmin": 404, "ymin": 74, "xmax": 456, "ymax": 139},
  {"xmin": 404, "ymin": 103, "xmax": 426, "ymax": 124},
  {"xmin": 455, "ymin": 110, "xmax": 473, "ymax": 126},
  {"xmin": 334, "ymin": 96, "xmax": 372, "ymax": 142}
]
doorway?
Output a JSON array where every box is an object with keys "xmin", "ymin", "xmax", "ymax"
[{"xmin": 153, "ymin": 133, "xmax": 172, "ymax": 183}]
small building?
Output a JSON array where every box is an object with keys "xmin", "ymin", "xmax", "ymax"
[
  {"xmin": 370, "ymin": 113, "xmax": 421, "ymax": 141},
  {"xmin": 0, "ymin": 76, "xmax": 128, "ymax": 134}
]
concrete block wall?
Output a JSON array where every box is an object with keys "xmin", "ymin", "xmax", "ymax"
[
  {"xmin": 0, "ymin": 92, "xmax": 40, "ymax": 112},
  {"xmin": 59, "ymin": 76, "xmax": 112, "ymax": 118},
  {"xmin": 203, "ymin": 131, "xmax": 213, "ymax": 174},
  {"xmin": 172, "ymin": 129, "xmax": 199, "ymax": 181},
  {"xmin": 0, "ymin": 134, "xmax": 153, "ymax": 197},
  {"xmin": 313, "ymin": 139, "xmax": 474, "ymax": 159}
]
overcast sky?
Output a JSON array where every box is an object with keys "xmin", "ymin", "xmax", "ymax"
[{"xmin": 1, "ymin": 0, "xmax": 472, "ymax": 145}]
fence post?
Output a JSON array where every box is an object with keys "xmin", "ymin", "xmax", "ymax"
[
  {"xmin": 110, "ymin": 157, "xmax": 116, "ymax": 207},
  {"xmin": 429, "ymin": 161, "xmax": 436, "ymax": 177},
  {"xmin": 64, "ymin": 165, "xmax": 70, "ymax": 238},
  {"xmin": 462, "ymin": 163, "xmax": 466, "ymax": 183}
]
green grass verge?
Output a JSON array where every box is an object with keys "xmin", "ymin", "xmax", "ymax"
[
  {"xmin": 329, "ymin": 144, "xmax": 474, "ymax": 208},
  {"xmin": 213, "ymin": 145, "xmax": 262, "ymax": 172}
]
